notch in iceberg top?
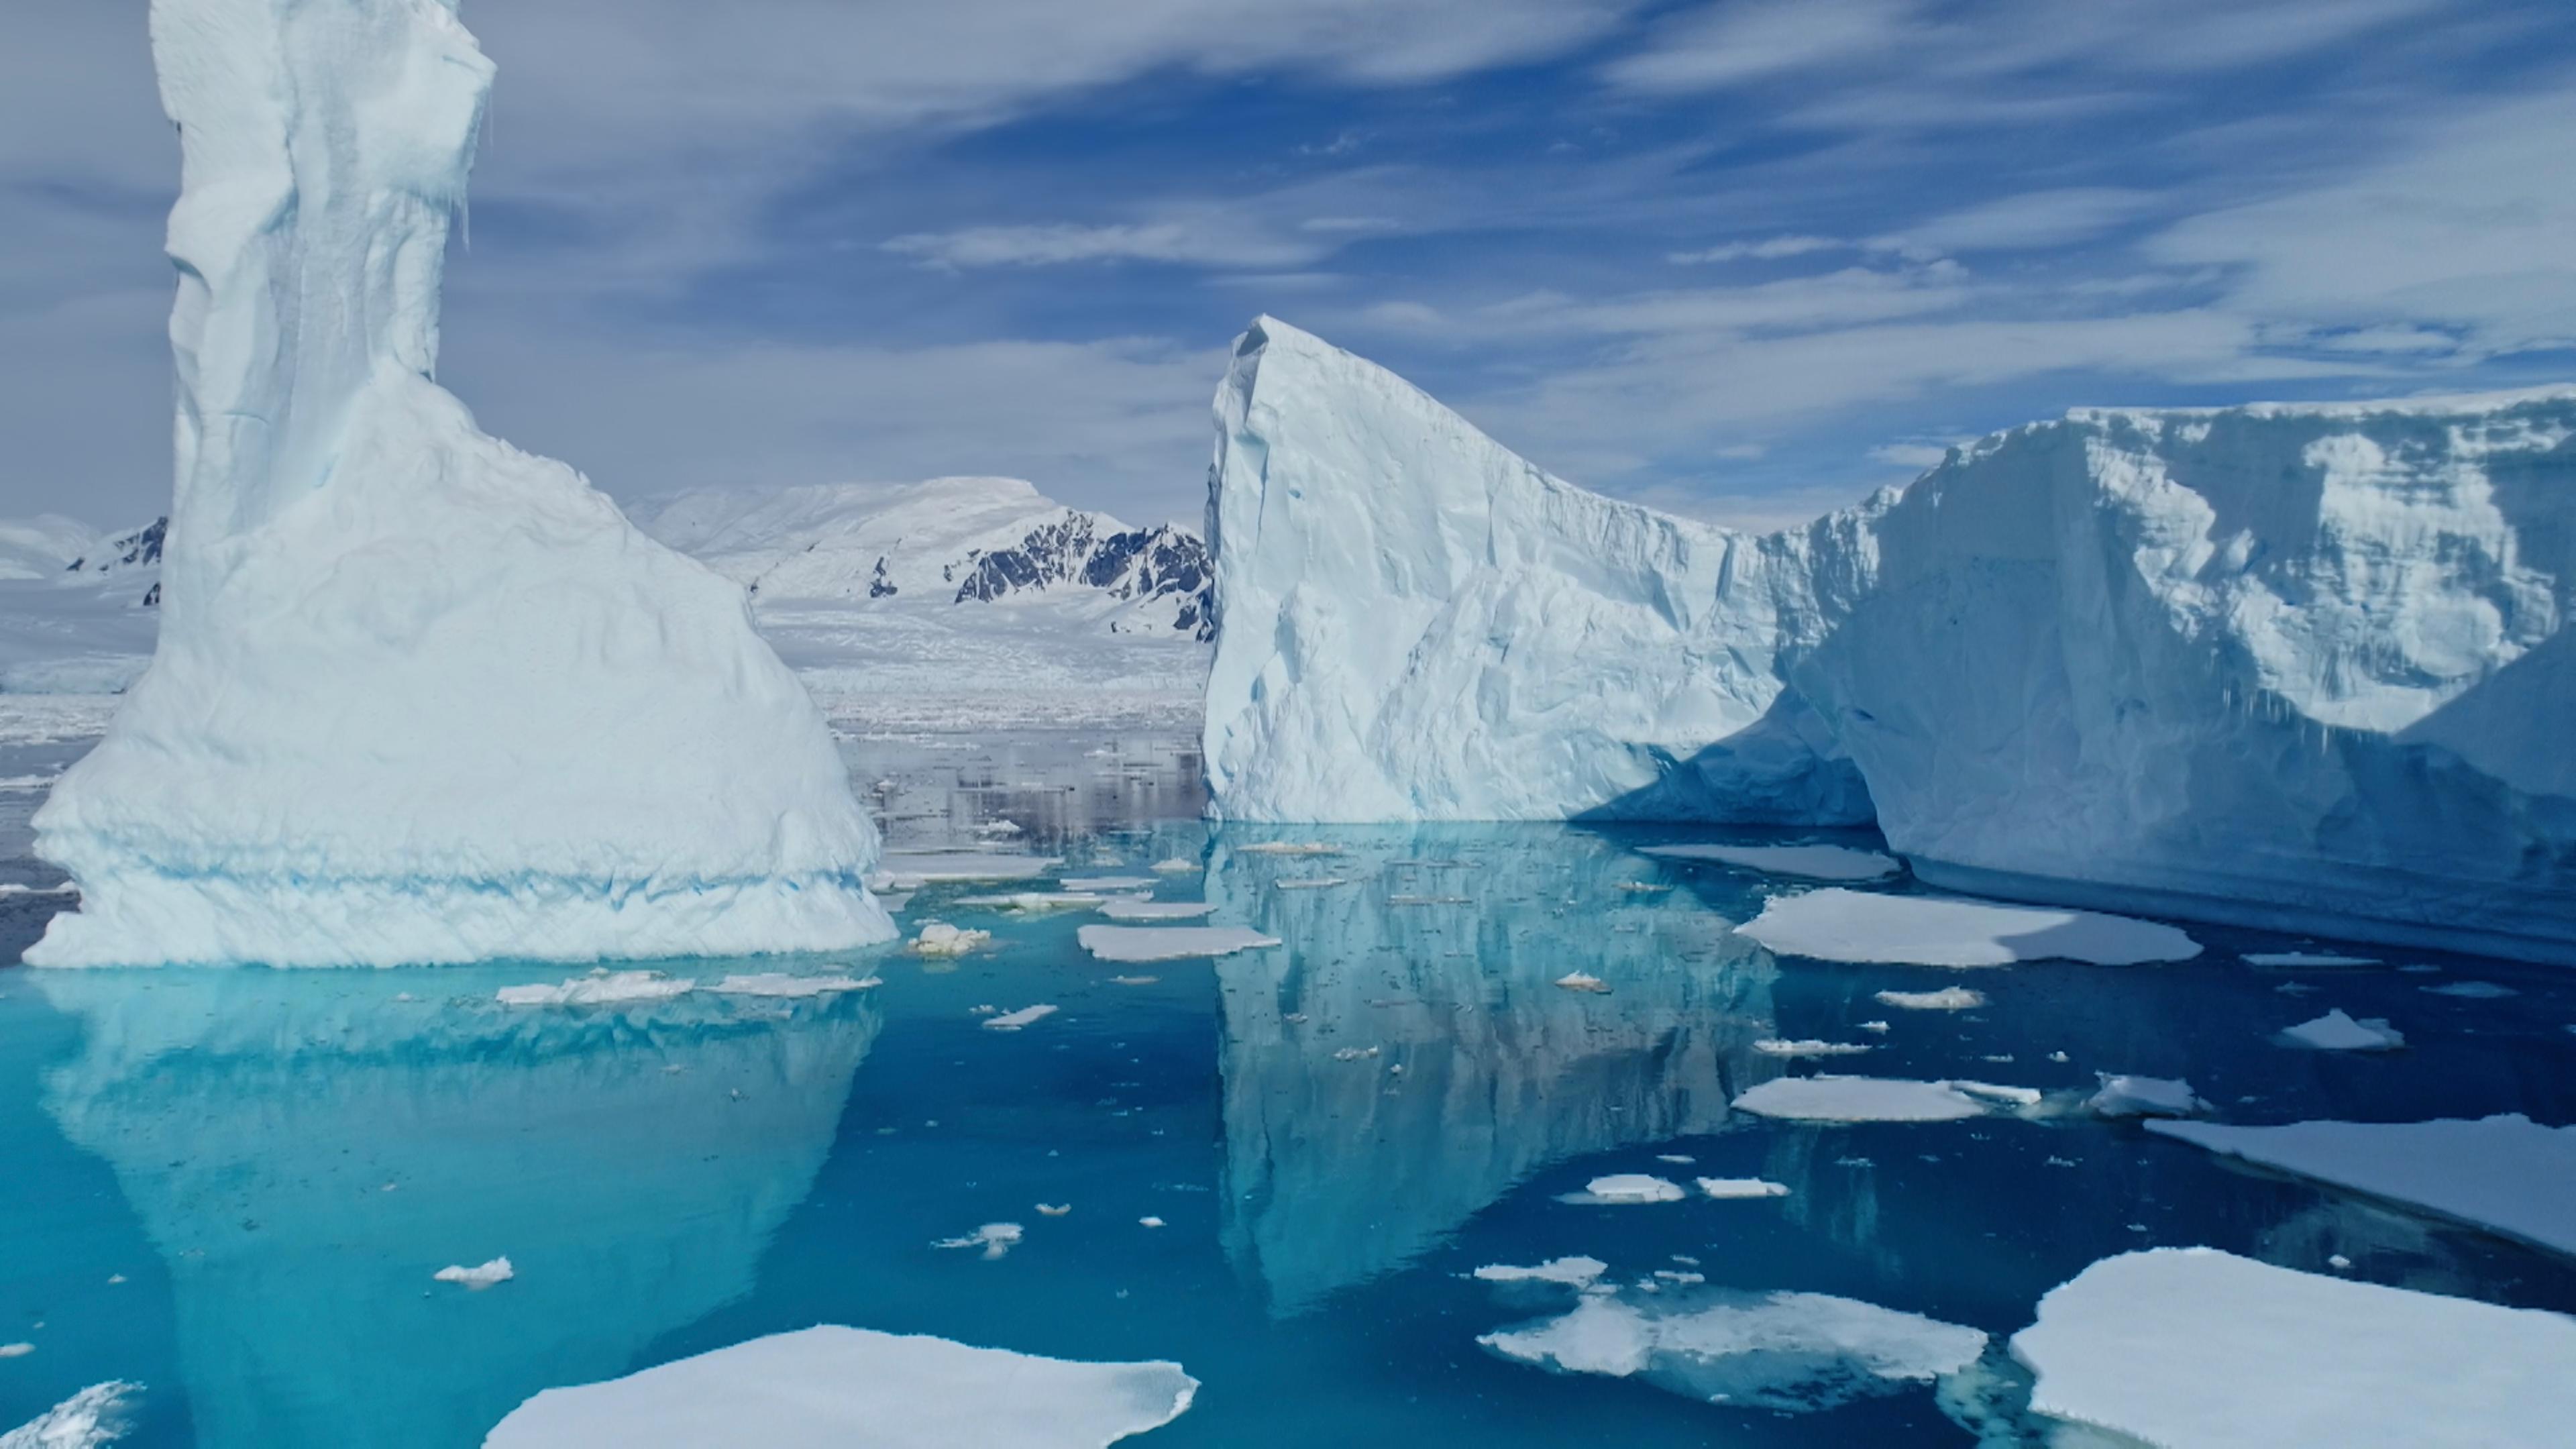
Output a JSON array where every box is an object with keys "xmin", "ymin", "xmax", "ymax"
[{"xmin": 25, "ymin": 0, "xmax": 891, "ymax": 967}]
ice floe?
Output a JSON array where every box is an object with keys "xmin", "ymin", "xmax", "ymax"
[
  {"xmin": 434, "ymin": 1257, "xmax": 513, "ymax": 1290},
  {"xmin": 871, "ymin": 853, "xmax": 1064, "ymax": 886},
  {"xmin": 1077, "ymin": 926, "xmax": 1282, "ymax": 962},
  {"xmin": 2422, "ymin": 980, "xmax": 2519, "ymax": 999},
  {"xmin": 1108, "ymin": 975, "xmax": 1159, "ymax": 986},
  {"xmin": 2243, "ymin": 951, "xmax": 2379, "ymax": 967},
  {"xmin": 0, "ymin": 1344, "xmax": 30, "ymax": 1359},
  {"xmin": 1474, "ymin": 1257, "xmax": 1609, "ymax": 1288},
  {"xmin": 708, "ymin": 973, "xmax": 879, "ymax": 998},
  {"xmin": 2085, "ymin": 1075, "xmax": 2206, "ymax": 1118},
  {"xmin": 484, "ymin": 1326, "xmax": 1195, "ymax": 1448},
  {"xmin": 496, "ymin": 972, "xmax": 692, "ymax": 1008},
  {"xmin": 1095, "ymin": 899, "xmax": 1217, "ymax": 922},
  {"xmin": 1059, "ymin": 876, "xmax": 1159, "ymax": 892},
  {"xmin": 2279, "ymin": 1009, "xmax": 2406, "ymax": 1051},
  {"xmin": 1733, "ymin": 1077, "xmax": 2008, "ymax": 1123},
  {"xmin": 2145, "ymin": 1116, "xmax": 2576, "ymax": 1258},
  {"xmin": 1, "ymin": 1381, "xmax": 138, "ymax": 1449},
  {"xmin": 953, "ymin": 892, "xmax": 1109, "ymax": 912},
  {"xmin": 1554, "ymin": 972, "xmax": 1611, "ymax": 994},
  {"xmin": 1150, "ymin": 857, "xmax": 1199, "ymax": 873},
  {"xmin": 2012, "ymin": 1248, "xmax": 2576, "ymax": 1448},
  {"xmin": 981, "ymin": 1006, "xmax": 1059, "ymax": 1032},
  {"xmin": 1698, "ymin": 1178, "xmax": 1791, "ymax": 1199},
  {"xmin": 1737, "ymin": 889, "xmax": 2200, "ymax": 966},
  {"xmin": 1874, "ymin": 987, "xmax": 1984, "ymax": 1011},
  {"xmin": 1480, "ymin": 1286, "xmax": 1986, "ymax": 1413},
  {"xmin": 932, "ymin": 1223, "xmax": 1024, "ymax": 1260},
  {"xmin": 912, "ymin": 923, "xmax": 991, "ymax": 957},
  {"xmin": 1561, "ymin": 1175, "xmax": 1687, "ymax": 1205},
  {"xmin": 1639, "ymin": 844, "xmax": 1902, "ymax": 881},
  {"xmin": 1753, "ymin": 1038, "xmax": 1874, "ymax": 1058}
]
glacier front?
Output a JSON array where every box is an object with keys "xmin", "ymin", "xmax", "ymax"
[
  {"xmin": 1203, "ymin": 317, "xmax": 2576, "ymax": 961},
  {"xmin": 25, "ymin": 0, "xmax": 892, "ymax": 966}
]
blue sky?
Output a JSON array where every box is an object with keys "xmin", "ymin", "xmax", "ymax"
[{"xmin": 5, "ymin": 0, "xmax": 2575, "ymax": 531}]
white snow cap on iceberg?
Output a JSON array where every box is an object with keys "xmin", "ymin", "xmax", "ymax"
[
  {"xmin": 483, "ymin": 1326, "xmax": 1196, "ymax": 1448},
  {"xmin": 26, "ymin": 0, "xmax": 892, "ymax": 968},
  {"xmin": 2012, "ymin": 1248, "xmax": 2576, "ymax": 1448},
  {"xmin": 1736, "ymin": 889, "xmax": 2200, "ymax": 966}
]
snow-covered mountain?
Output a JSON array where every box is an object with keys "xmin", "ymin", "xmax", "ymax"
[
  {"xmin": 635, "ymin": 476, "xmax": 1212, "ymax": 640},
  {"xmin": 1204, "ymin": 315, "xmax": 2576, "ymax": 961},
  {"xmin": 0, "ymin": 515, "xmax": 165, "ymax": 692}
]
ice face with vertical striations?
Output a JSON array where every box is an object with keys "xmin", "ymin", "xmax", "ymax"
[
  {"xmin": 25, "ymin": 0, "xmax": 892, "ymax": 966},
  {"xmin": 1201, "ymin": 316, "xmax": 2576, "ymax": 961}
]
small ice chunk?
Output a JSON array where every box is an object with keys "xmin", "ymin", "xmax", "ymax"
[
  {"xmin": 1950, "ymin": 1081, "xmax": 2042, "ymax": 1107},
  {"xmin": 1474, "ymin": 1256, "xmax": 1609, "ymax": 1288},
  {"xmin": 0, "ymin": 1342, "xmax": 32, "ymax": 1358},
  {"xmin": 1036, "ymin": 1204, "xmax": 1072, "ymax": 1217},
  {"xmin": 2423, "ymin": 981, "xmax": 2518, "ymax": 999},
  {"xmin": 912, "ymin": 922, "xmax": 991, "ymax": 957},
  {"xmin": 932, "ymin": 1223, "xmax": 1024, "ymax": 1260},
  {"xmin": 1272, "ymin": 876, "xmax": 1350, "ymax": 891},
  {"xmin": 2243, "ymin": 951, "xmax": 2379, "ymax": 967},
  {"xmin": 1150, "ymin": 857, "xmax": 1199, "ymax": 873},
  {"xmin": 2279, "ymin": 1009, "xmax": 2406, "ymax": 1051},
  {"xmin": 1077, "ymin": 926, "xmax": 1281, "ymax": 962},
  {"xmin": 871, "ymin": 853, "xmax": 1063, "ymax": 886},
  {"xmin": 1563, "ymin": 1175, "xmax": 1686, "ymax": 1205},
  {"xmin": 1656, "ymin": 1154, "xmax": 1696, "ymax": 1164},
  {"xmin": 0, "ymin": 1381, "xmax": 139, "ymax": 1448},
  {"xmin": 1858, "ymin": 1020, "xmax": 1891, "ymax": 1033},
  {"xmin": 1096, "ymin": 899, "xmax": 1217, "ymax": 922},
  {"xmin": 1331, "ymin": 1046, "xmax": 1379, "ymax": 1061},
  {"xmin": 1732, "ymin": 1077, "xmax": 1990, "ymax": 1123},
  {"xmin": 981, "ymin": 1005, "xmax": 1059, "ymax": 1032},
  {"xmin": 2013, "ymin": 1248, "xmax": 2576, "ymax": 1448},
  {"xmin": 708, "ymin": 973, "xmax": 877, "ymax": 998},
  {"xmin": 2328, "ymin": 1253, "xmax": 2353, "ymax": 1269},
  {"xmin": 1138, "ymin": 1216, "xmax": 1166, "ymax": 1228},
  {"xmin": 973, "ymin": 820, "xmax": 1023, "ymax": 836},
  {"xmin": 1753, "ymin": 1039, "xmax": 1873, "ymax": 1058},
  {"xmin": 2146, "ymin": 1116, "xmax": 2576, "ymax": 1258},
  {"xmin": 496, "ymin": 971, "xmax": 692, "ymax": 1008},
  {"xmin": 953, "ymin": 892, "xmax": 1108, "ymax": 912},
  {"xmin": 2086, "ymin": 1075, "xmax": 2206, "ymax": 1118},
  {"xmin": 1108, "ymin": 975, "xmax": 1159, "ymax": 985},
  {"xmin": 1554, "ymin": 971, "xmax": 1611, "ymax": 993},
  {"xmin": 1639, "ymin": 843, "xmax": 1902, "ymax": 881},
  {"xmin": 1234, "ymin": 842, "xmax": 1341, "ymax": 855},
  {"xmin": 1738, "ymin": 889, "xmax": 2200, "ymax": 966},
  {"xmin": 433, "ymin": 1256, "xmax": 514, "ymax": 1289},
  {"xmin": 1873, "ymin": 987, "xmax": 1984, "ymax": 1011},
  {"xmin": 1698, "ymin": 1178, "xmax": 1791, "ymax": 1199},
  {"xmin": 485, "ymin": 1326, "xmax": 1195, "ymax": 1448},
  {"xmin": 1059, "ymin": 876, "xmax": 1159, "ymax": 891}
]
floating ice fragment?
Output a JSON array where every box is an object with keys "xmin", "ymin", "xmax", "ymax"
[
  {"xmin": 1036, "ymin": 1204, "xmax": 1072, "ymax": 1218},
  {"xmin": 1474, "ymin": 1257, "xmax": 1609, "ymax": 1288},
  {"xmin": 1732, "ymin": 1077, "xmax": 1994, "ymax": 1123},
  {"xmin": 1138, "ymin": 1217, "xmax": 1166, "ymax": 1228},
  {"xmin": 872, "ymin": 853, "xmax": 1063, "ymax": 887},
  {"xmin": 932, "ymin": 1224, "xmax": 1024, "ymax": 1260},
  {"xmin": 1753, "ymin": 1039, "xmax": 1872, "ymax": 1058},
  {"xmin": 981, "ymin": 1006, "xmax": 1058, "ymax": 1032},
  {"xmin": 1331, "ymin": 1046, "xmax": 1379, "ymax": 1062},
  {"xmin": 0, "ymin": 1343, "xmax": 30, "ymax": 1358},
  {"xmin": 1095, "ymin": 899, "xmax": 1216, "ymax": 922},
  {"xmin": 1860, "ymin": 1020, "xmax": 1891, "ymax": 1032},
  {"xmin": 1656, "ymin": 1155, "xmax": 1696, "ymax": 1165},
  {"xmin": 2279, "ymin": 1010, "xmax": 2406, "ymax": 1051},
  {"xmin": 1698, "ymin": 1178, "xmax": 1791, "ymax": 1199},
  {"xmin": 708, "ymin": 973, "xmax": 877, "ymax": 998},
  {"xmin": 2086, "ymin": 1075, "xmax": 2206, "ymax": 1118},
  {"xmin": 496, "ymin": 971, "xmax": 692, "ymax": 1008},
  {"xmin": 1568, "ymin": 1175, "xmax": 1686, "ymax": 1205},
  {"xmin": 2423, "ymin": 981, "xmax": 2518, "ymax": 999},
  {"xmin": 1950, "ymin": 1081, "xmax": 2042, "ymax": 1107},
  {"xmin": 1640, "ymin": 844, "xmax": 1902, "ymax": 881},
  {"xmin": 911, "ymin": 922, "xmax": 991, "ymax": 957},
  {"xmin": 1059, "ymin": 876, "xmax": 1159, "ymax": 892},
  {"xmin": 2146, "ymin": 1116, "xmax": 2576, "ymax": 1258},
  {"xmin": 953, "ymin": 892, "xmax": 1108, "ymax": 912},
  {"xmin": 1554, "ymin": 972, "xmax": 1611, "ymax": 993},
  {"xmin": 1150, "ymin": 857, "xmax": 1198, "ymax": 873},
  {"xmin": 2243, "ymin": 951, "xmax": 2379, "ymax": 967},
  {"xmin": 1738, "ymin": 890, "xmax": 2200, "ymax": 966},
  {"xmin": 2328, "ymin": 1253, "xmax": 2352, "ymax": 1269},
  {"xmin": 484, "ymin": 1326, "xmax": 1196, "ymax": 1448},
  {"xmin": 1388, "ymin": 894, "xmax": 1471, "ymax": 906},
  {"xmin": 2013, "ymin": 1249, "xmax": 2576, "ymax": 1449},
  {"xmin": 1077, "ymin": 926, "xmax": 1281, "ymax": 962},
  {"xmin": 1874, "ymin": 987, "xmax": 1984, "ymax": 1011},
  {"xmin": 973, "ymin": 820, "xmax": 1022, "ymax": 837},
  {"xmin": 1, "ymin": 1381, "xmax": 138, "ymax": 1449},
  {"xmin": 433, "ymin": 1257, "xmax": 513, "ymax": 1289},
  {"xmin": 1108, "ymin": 975, "xmax": 1159, "ymax": 986}
]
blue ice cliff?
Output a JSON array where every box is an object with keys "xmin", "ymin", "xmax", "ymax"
[
  {"xmin": 1203, "ymin": 317, "xmax": 2576, "ymax": 961},
  {"xmin": 27, "ymin": 0, "xmax": 893, "ymax": 966}
]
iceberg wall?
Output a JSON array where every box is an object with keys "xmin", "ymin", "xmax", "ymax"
[
  {"xmin": 1201, "ymin": 317, "xmax": 2576, "ymax": 959},
  {"xmin": 27, "ymin": 0, "xmax": 892, "ymax": 965}
]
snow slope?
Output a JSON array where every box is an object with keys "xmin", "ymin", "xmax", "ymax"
[
  {"xmin": 1201, "ymin": 316, "xmax": 2576, "ymax": 960},
  {"xmin": 0, "ymin": 517, "xmax": 164, "ymax": 694},
  {"xmin": 26, "ymin": 0, "xmax": 892, "ymax": 966}
]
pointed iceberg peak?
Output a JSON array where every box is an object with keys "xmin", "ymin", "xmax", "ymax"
[{"xmin": 28, "ymin": 0, "xmax": 893, "ymax": 966}]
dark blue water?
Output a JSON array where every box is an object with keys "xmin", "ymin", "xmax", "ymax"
[{"xmin": 2, "ymin": 731, "xmax": 2571, "ymax": 1446}]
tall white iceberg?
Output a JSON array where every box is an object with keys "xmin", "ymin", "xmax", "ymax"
[
  {"xmin": 1201, "ymin": 317, "xmax": 2576, "ymax": 960},
  {"xmin": 26, "ymin": 0, "xmax": 892, "ymax": 966}
]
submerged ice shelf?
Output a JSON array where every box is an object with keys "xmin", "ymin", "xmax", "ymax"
[{"xmin": 1201, "ymin": 316, "xmax": 2576, "ymax": 960}]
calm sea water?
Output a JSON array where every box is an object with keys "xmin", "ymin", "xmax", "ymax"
[{"xmin": 2, "ymin": 727, "xmax": 2571, "ymax": 1446}]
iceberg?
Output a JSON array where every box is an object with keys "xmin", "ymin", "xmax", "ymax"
[
  {"xmin": 1201, "ymin": 317, "xmax": 2576, "ymax": 961},
  {"xmin": 2012, "ymin": 1248, "xmax": 2576, "ymax": 1448},
  {"xmin": 24, "ymin": 0, "xmax": 890, "ymax": 967}
]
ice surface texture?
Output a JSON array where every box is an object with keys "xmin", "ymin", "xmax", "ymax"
[
  {"xmin": 27, "ymin": 0, "xmax": 891, "ymax": 967},
  {"xmin": 1202, "ymin": 317, "xmax": 2576, "ymax": 959},
  {"xmin": 2147, "ymin": 1115, "xmax": 2576, "ymax": 1257}
]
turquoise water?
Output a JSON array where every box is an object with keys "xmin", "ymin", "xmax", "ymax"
[{"xmin": 3, "ymin": 731, "xmax": 2573, "ymax": 1446}]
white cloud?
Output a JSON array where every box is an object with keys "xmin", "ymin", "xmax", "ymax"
[
  {"xmin": 1884, "ymin": 188, "xmax": 2165, "ymax": 254},
  {"xmin": 885, "ymin": 219, "xmax": 1316, "ymax": 270},
  {"xmin": 1668, "ymin": 235, "xmax": 1846, "ymax": 264},
  {"xmin": 1605, "ymin": 0, "xmax": 1919, "ymax": 95},
  {"xmin": 1868, "ymin": 442, "xmax": 1952, "ymax": 470}
]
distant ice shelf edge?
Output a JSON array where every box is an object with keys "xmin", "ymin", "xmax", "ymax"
[
  {"xmin": 24, "ymin": 0, "xmax": 894, "ymax": 967},
  {"xmin": 1201, "ymin": 315, "xmax": 2576, "ymax": 963}
]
